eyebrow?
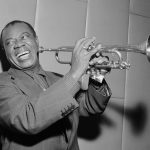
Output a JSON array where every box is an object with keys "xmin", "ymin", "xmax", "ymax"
[
  {"xmin": 21, "ymin": 32, "xmax": 31, "ymax": 35},
  {"xmin": 19, "ymin": 32, "xmax": 31, "ymax": 37}
]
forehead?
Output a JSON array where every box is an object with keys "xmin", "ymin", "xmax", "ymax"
[{"xmin": 2, "ymin": 23, "xmax": 32, "ymax": 40}]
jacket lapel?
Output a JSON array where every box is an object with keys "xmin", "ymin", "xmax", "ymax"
[{"xmin": 8, "ymin": 69, "xmax": 33, "ymax": 97}]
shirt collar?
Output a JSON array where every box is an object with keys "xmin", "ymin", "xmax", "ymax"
[{"xmin": 8, "ymin": 64, "xmax": 47, "ymax": 79}]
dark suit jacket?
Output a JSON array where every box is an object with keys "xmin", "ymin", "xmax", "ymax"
[{"xmin": 0, "ymin": 67, "xmax": 111, "ymax": 150}]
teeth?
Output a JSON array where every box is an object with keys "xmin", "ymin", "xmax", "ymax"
[{"xmin": 17, "ymin": 51, "xmax": 29, "ymax": 58}]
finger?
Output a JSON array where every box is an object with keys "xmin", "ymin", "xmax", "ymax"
[
  {"xmin": 81, "ymin": 37, "xmax": 96, "ymax": 51},
  {"xmin": 87, "ymin": 45, "xmax": 100, "ymax": 58},
  {"xmin": 74, "ymin": 37, "xmax": 96, "ymax": 54},
  {"xmin": 89, "ymin": 56, "xmax": 103, "ymax": 65},
  {"xmin": 74, "ymin": 37, "xmax": 96, "ymax": 57},
  {"xmin": 74, "ymin": 37, "xmax": 89, "ymax": 53}
]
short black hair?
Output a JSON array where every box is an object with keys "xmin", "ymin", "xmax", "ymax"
[{"xmin": 0, "ymin": 20, "xmax": 36, "ymax": 49}]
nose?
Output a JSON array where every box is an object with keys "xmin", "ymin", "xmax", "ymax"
[{"xmin": 14, "ymin": 39, "xmax": 25, "ymax": 49}]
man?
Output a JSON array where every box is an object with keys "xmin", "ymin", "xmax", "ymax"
[{"xmin": 0, "ymin": 20, "xmax": 111, "ymax": 150}]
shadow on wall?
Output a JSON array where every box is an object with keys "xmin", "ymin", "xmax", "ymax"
[
  {"xmin": 78, "ymin": 101, "xmax": 148, "ymax": 140},
  {"xmin": 109, "ymin": 101, "xmax": 148, "ymax": 135},
  {"xmin": 0, "ymin": 45, "xmax": 10, "ymax": 71},
  {"xmin": 78, "ymin": 113, "xmax": 116, "ymax": 140}
]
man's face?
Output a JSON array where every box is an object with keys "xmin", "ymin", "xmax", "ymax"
[{"xmin": 2, "ymin": 23, "xmax": 39, "ymax": 69}]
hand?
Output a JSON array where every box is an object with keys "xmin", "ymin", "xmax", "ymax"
[{"xmin": 69, "ymin": 37, "xmax": 100, "ymax": 82}]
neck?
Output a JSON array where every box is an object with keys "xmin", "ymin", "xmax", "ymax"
[{"xmin": 11, "ymin": 61, "xmax": 41, "ymax": 72}]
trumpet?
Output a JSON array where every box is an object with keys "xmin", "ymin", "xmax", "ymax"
[{"xmin": 39, "ymin": 35, "xmax": 150, "ymax": 70}]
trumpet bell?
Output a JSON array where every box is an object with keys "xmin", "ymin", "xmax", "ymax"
[{"xmin": 146, "ymin": 35, "xmax": 150, "ymax": 62}]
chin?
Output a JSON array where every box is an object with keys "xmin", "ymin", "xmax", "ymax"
[
  {"xmin": 22, "ymin": 61, "xmax": 38, "ymax": 69},
  {"xmin": 10, "ymin": 58, "xmax": 38, "ymax": 69}
]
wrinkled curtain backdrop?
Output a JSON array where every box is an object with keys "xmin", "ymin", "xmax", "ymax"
[{"xmin": 0, "ymin": 0, "xmax": 150, "ymax": 149}]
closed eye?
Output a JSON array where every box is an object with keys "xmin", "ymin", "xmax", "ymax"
[
  {"xmin": 20, "ymin": 33, "xmax": 31, "ymax": 40},
  {"xmin": 5, "ymin": 40, "xmax": 15, "ymax": 47}
]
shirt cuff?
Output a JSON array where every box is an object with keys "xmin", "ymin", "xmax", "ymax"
[{"xmin": 63, "ymin": 73, "xmax": 80, "ymax": 97}]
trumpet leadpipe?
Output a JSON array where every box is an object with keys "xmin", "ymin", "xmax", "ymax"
[{"xmin": 39, "ymin": 46, "xmax": 74, "ymax": 53}]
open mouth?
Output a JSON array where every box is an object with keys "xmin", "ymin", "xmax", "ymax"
[{"xmin": 17, "ymin": 51, "xmax": 30, "ymax": 59}]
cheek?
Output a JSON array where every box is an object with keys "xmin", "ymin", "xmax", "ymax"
[
  {"xmin": 4, "ymin": 49, "xmax": 12, "ymax": 58},
  {"xmin": 7, "ymin": 51, "xmax": 15, "ymax": 59},
  {"xmin": 5, "ymin": 49, "xmax": 17, "ymax": 64}
]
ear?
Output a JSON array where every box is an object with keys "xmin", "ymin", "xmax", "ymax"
[
  {"xmin": 35, "ymin": 36, "xmax": 39, "ymax": 47},
  {"xmin": 35, "ymin": 36, "xmax": 40, "ymax": 56}
]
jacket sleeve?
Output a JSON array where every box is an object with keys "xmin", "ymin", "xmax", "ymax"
[
  {"xmin": 76, "ymin": 78, "xmax": 112, "ymax": 116},
  {"xmin": 0, "ymin": 73, "xmax": 79, "ymax": 135}
]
